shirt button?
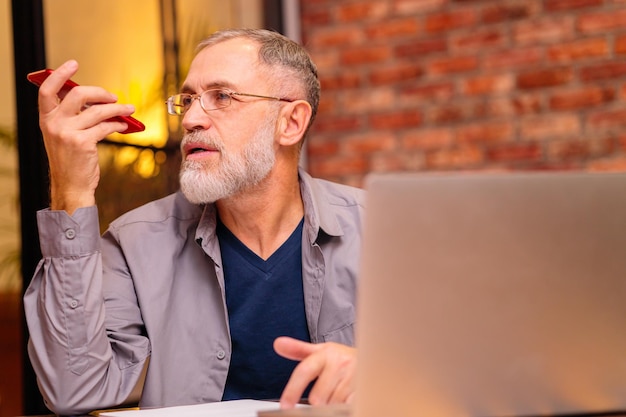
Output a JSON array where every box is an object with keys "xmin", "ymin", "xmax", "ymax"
[
  {"xmin": 216, "ymin": 350, "xmax": 226, "ymax": 360},
  {"xmin": 65, "ymin": 228, "xmax": 76, "ymax": 239},
  {"xmin": 69, "ymin": 299, "xmax": 79, "ymax": 309}
]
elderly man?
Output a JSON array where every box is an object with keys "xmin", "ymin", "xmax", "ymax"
[{"xmin": 24, "ymin": 29, "xmax": 364, "ymax": 416}]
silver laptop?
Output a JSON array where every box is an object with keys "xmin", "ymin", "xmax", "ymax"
[{"xmin": 353, "ymin": 171, "xmax": 626, "ymax": 417}]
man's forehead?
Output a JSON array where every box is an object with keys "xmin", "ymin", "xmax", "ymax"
[{"xmin": 184, "ymin": 38, "xmax": 267, "ymax": 90}]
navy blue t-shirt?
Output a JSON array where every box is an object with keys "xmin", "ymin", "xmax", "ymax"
[{"xmin": 218, "ymin": 217, "xmax": 311, "ymax": 401}]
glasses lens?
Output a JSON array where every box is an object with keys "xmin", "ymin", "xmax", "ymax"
[
  {"xmin": 167, "ymin": 94, "xmax": 192, "ymax": 116},
  {"xmin": 201, "ymin": 89, "xmax": 232, "ymax": 111}
]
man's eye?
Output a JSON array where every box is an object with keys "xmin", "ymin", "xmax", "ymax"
[
  {"xmin": 215, "ymin": 91, "xmax": 231, "ymax": 102},
  {"xmin": 181, "ymin": 96, "xmax": 194, "ymax": 106}
]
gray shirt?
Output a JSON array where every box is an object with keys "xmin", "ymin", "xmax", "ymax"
[{"xmin": 24, "ymin": 170, "xmax": 366, "ymax": 416}]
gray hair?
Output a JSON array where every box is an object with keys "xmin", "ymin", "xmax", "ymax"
[{"xmin": 196, "ymin": 28, "xmax": 320, "ymax": 135}]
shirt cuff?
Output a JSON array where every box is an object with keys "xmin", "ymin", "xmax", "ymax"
[{"xmin": 37, "ymin": 206, "xmax": 102, "ymax": 257}]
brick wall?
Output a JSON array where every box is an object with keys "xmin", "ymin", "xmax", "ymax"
[{"xmin": 300, "ymin": 0, "xmax": 626, "ymax": 187}]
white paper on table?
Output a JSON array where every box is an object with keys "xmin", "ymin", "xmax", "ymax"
[{"xmin": 99, "ymin": 399, "xmax": 285, "ymax": 417}]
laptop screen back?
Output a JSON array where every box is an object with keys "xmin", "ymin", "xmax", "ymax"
[{"xmin": 354, "ymin": 172, "xmax": 626, "ymax": 417}]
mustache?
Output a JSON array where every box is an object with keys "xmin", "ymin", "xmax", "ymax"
[{"xmin": 180, "ymin": 130, "xmax": 224, "ymax": 152}]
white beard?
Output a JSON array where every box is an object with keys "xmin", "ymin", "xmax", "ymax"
[{"xmin": 179, "ymin": 116, "xmax": 277, "ymax": 204}]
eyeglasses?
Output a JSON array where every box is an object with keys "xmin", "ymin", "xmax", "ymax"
[{"xmin": 166, "ymin": 88, "xmax": 295, "ymax": 116}]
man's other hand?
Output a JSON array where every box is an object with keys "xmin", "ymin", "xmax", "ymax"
[{"xmin": 274, "ymin": 336, "xmax": 356, "ymax": 409}]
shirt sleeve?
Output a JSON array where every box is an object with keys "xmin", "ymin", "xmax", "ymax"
[{"xmin": 23, "ymin": 206, "xmax": 150, "ymax": 416}]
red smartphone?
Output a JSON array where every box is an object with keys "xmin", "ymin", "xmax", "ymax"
[{"xmin": 27, "ymin": 68, "xmax": 146, "ymax": 134}]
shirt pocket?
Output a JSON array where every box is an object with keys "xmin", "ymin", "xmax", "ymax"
[{"xmin": 322, "ymin": 322, "xmax": 355, "ymax": 346}]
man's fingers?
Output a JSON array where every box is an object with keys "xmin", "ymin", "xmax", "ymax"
[
  {"xmin": 37, "ymin": 60, "xmax": 79, "ymax": 114},
  {"xmin": 306, "ymin": 361, "xmax": 339, "ymax": 406},
  {"xmin": 327, "ymin": 361, "xmax": 356, "ymax": 404},
  {"xmin": 307, "ymin": 345, "xmax": 356, "ymax": 406},
  {"xmin": 279, "ymin": 351, "xmax": 325, "ymax": 409},
  {"xmin": 37, "ymin": 60, "xmax": 123, "ymax": 125},
  {"xmin": 274, "ymin": 337, "xmax": 324, "ymax": 408},
  {"xmin": 274, "ymin": 336, "xmax": 321, "ymax": 362},
  {"xmin": 73, "ymin": 101, "xmax": 135, "ymax": 133},
  {"xmin": 276, "ymin": 338, "xmax": 358, "ymax": 409}
]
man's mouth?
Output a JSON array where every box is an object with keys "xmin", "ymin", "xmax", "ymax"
[
  {"xmin": 189, "ymin": 147, "xmax": 208, "ymax": 154},
  {"xmin": 183, "ymin": 142, "xmax": 219, "ymax": 158}
]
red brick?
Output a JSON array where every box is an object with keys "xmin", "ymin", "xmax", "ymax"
[
  {"xmin": 425, "ymin": 10, "xmax": 477, "ymax": 33},
  {"xmin": 309, "ymin": 155, "xmax": 369, "ymax": 178},
  {"xmin": 520, "ymin": 114, "xmax": 581, "ymax": 140},
  {"xmin": 524, "ymin": 161, "xmax": 582, "ymax": 171},
  {"xmin": 369, "ymin": 110, "xmax": 423, "ymax": 130},
  {"xmin": 512, "ymin": 94, "xmax": 544, "ymax": 115},
  {"xmin": 341, "ymin": 88, "xmax": 396, "ymax": 114},
  {"xmin": 369, "ymin": 64, "xmax": 423, "ymax": 86},
  {"xmin": 340, "ymin": 46, "xmax": 392, "ymax": 66},
  {"xmin": 425, "ymin": 145, "xmax": 485, "ymax": 169},
  {"xmin": 482, "ymin": 2, "xmax": 538, "ymax": 24},
  {"xmin": 307, "ymin": 28, "xmax": 364, "ymax": 48},
  {"xmin": 313, "ymin": 116, "xmax": 361, "ymax": 133},
  {"xmin": 548, "ymin": 37, "xmax": 609, "ymax": 62},
  {"xmin": 473, "ymin": 98, "xmax": 516, "ymax": 119},
  {"xmin": 616, "ymin": 34, "xmax": 626, "ymax": 54},
  {"xmin": 578, "ymin": 9, "xmax": 626, "ymax": 33},
  {"xmin": 400, "ymin": 82, "xmax": 456, "ymax": 102},
  {"xmin": 587, "ymin": 156, "xmax": 626, "ymax": 172},
  {"xmin": 487, "ymin": 143, "xmax": 542, "ymax": 162},
  {"xmin": 395, "ymin": 38, "xmax": 447, "ymax": 58},
  {"xmin": 476, "ymin": 96, "xmax": 543, "ymax": 118},
  {"xmin": 393, "ymin": 0, "xmax": 446, "ymax": 15},
  {"xmin": 320, "ymin": 73, "xmax": 362, "ymax": 91},
  {"xmin": 309, "ymin": 51, "xmax": 339, "ymax": 73},
  {"xmin": 463, "ymin": 74, "xmax": 514, "ymax": 95},
  {"xmin": 365, "ymin": 18, "xmax": 420, "ymax": 40},
  {"xmin": 545, "ymin": 0, "xmax": 604, "ymax": 11},
  {"xmin": 483, "ymin": 47, "xmax": 544, "ymax": 69},
  {"xmin": 547, "ymin": 137, "xmax": 614, "ymax": 160},
  {"xmin": 587, "ymin": 109, "xmax": 626, "ymax": 130},
  {"xmin": 370, "ymin": 152, "xmax": 425, "ymax": 172},
  {"xmin": 343, "ymin": 132, "xmax": 397, "ymax": 154},
  {"xmin": 301, "ymin": 9, "xmax": 331, "ymax": 26},
  {"xmin": 580, "ymin": 62, "xmax": 626, "ymax": 81},
  {"xmin": 548, "ymin": 140, "xmax": 589, "ymax": 160},
  {"xmin": 513, "ymin": 17, "xmax": 575, "ymax": 45},
  {"xmin": 457, "ymin": 121, "xmax": 514, "ymax": 144},
  {"xmin": 451, "ymin": 28, "xmax": 506, "ymax": 51},
  {"xmin": 307, "ymin": 138, "xmax": 340, "ymax": 157},
  {"xmin": 317, "ymin": 95, "xmax": 337, "ymax": 114},
  {"xmin": 517, "ymin": 68, "xmax": 574, "ymax": 89},
  {"xmin": 402, "ymin": 128, "xmax": 454, "ymax": 150},
  {"xmin": 337, "ymin": 2, "xmax": 389, "ymax": 22},
  {"xmin": 429, "ymin": 105, "xmax": 468, "ymax": 124},
  {"xmin": 428, "ymin": 56, "xmax": 478, "ymax": 75},
  {"xmin": 549, "ymin": 87, "xmax": 615, "ymax": 110}
]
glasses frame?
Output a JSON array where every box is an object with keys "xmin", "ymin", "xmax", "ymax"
[{"xmin": 166, "ymin": 88, "xmax": 295, "ymax": 116}]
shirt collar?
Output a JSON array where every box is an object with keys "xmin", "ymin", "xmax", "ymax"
[{"xmin": 298, "ymin": 167, "xmax": 344, "ymax": 244}]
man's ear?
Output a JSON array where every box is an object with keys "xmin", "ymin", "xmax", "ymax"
[{"xmin": 278, "ymin": 100, "xmax": 313, "ymax": 147}]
